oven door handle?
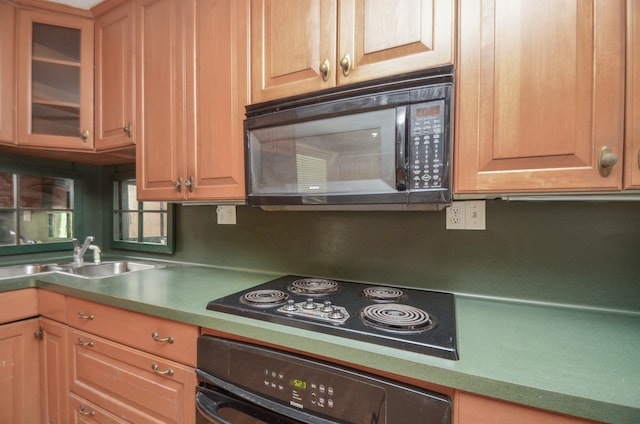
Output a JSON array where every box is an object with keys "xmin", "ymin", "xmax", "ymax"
[{"xmin": 196, "ymin": 370, "xmax": 336, "ymax": 424}]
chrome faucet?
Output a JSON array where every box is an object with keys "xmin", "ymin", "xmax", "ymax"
[{"xmin": 72, "ymin": 236, "xmax": 96, "ymax": 265}]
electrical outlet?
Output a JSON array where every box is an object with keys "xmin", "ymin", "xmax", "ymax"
[
  {"xmin": 446, "ymin": 202, "xmax": 466, "ymax": 229},
  {"xmin": 446, "ymin": 201, "xmax": 486, "ymax": 230},
  {"xmin": 216, "ymin": 205, "xmax": 236, "ymax": 225}
]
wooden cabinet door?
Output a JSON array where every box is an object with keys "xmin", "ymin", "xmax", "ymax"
[
  {"xmin": 0, "ymin": 318, "xmax": 42, "ymax": 424},
  {"xmin": 94, "ymin": 0, "xmax": 136, "ymax": 151},
  {"xmin": 251, "ymin": 0, "xmax": 337, "ymax": 103},
  {"xmin": 626, "ymin": 0, "xmax": 640, "ymax": 189},
  {"xmin": 338, "ymin": 0, "xmax": 453, "ymax": 85},
  {"xmin": 16, "ymin": 9, "xmax": 94, "ymax": 150},
  {"xmin": 39, "ymin": 318, "xmax": 68, "ymax": 424},
  {"xmin": 136, "ymin": 0, "xmax": 186, "ymax": 201},
  {"xmin": 0, "ymin": 0, "xmax": 16, "ymax": 145},
  {"xmin": 455, "ymin": 0, "xmax": 625, "ymax": 194},
  {"xmin": 185, "ymin": 0, "xmax": 249, "ymax": 200}
]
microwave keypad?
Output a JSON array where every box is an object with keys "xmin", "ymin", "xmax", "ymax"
[{"xmin": 410, "ymin": 102, "xmax": 445, "ymax": 190}]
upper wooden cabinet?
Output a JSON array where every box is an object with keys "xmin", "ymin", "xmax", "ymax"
[
  {"xmin": 0, "ymin": 1, "xmax": 16, "ymax": 145},
  {"xmin": 136, "ymin": 0, "xmax": 248, "ymax": 201},
  {"xmin": 94, "ymin": 0, "xmax": 136, "ymax": 151},
  {"xmin": 626, "ymin": 0, "xmax": 640, "ymax": 189},
  {"xmin": 251, "ymin": 0, "xmax": 454, "ymax": 103},
  {"xmin": 455, "ymin": 0, "xmax": 626, "ymax": 194},
  {"xmin": 17, "ymin": 8, "xmax": 94, "ymax": 150}
]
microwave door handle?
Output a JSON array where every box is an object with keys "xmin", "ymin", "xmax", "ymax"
[{"xmin": 395, "ymin": 106, "xmax": 407, "ymax": 191}]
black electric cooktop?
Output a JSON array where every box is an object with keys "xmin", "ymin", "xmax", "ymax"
[{"xmin": 206, "ymin": 275, "xmax": 458, "ymax": 360}]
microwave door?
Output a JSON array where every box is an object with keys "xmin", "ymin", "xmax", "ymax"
[{"xmin": 247, "ymin": 108, "xmax": 401, "ymax": 204}]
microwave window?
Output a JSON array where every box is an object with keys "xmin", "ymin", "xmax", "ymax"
[{"xmin": 249, "ymin": 109, "xmax": 397, "ymax": 195}]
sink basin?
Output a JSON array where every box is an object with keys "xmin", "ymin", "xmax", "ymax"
[
  {"xmin": 0, "ymin": 264, "xmax": 58, "ymax": 280},
  {"xmin": 58, "ymin": 261, "xmax": 164, "ymax": 279}
]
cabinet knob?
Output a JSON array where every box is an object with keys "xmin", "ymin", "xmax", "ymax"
[
  {"xmin": 185, "ymin": 176, "xmax": 194, "ymax": 193},
  {"xmin": 598, "ymin": 146, "xmax": 618, "ymax": 177},
  {"xmin": 340, "ymin": 54, "xmax": 351, "ymax": 77},
  {"xmin": 81, "ymin": 129, "xmax": 90, "ymax": 141},
  {"xmin": 174, "ymin": 177, "xmax": 183, "ymax": 193},
  {"xmin": 319, "ymin": 59, "xmax": 330, "ymax": 81},
  {"xmin": 124, "ymin": 123, "xmax": 133, "ymax": 138},
  {"xmin": 151, "ymin": 363, "xmax": 174, "ymax": 377}
]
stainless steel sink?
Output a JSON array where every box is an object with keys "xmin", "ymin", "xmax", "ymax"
[
  {"xmin": 56, "ymin": 261, "xmax": 164, "ymax": 279},
  {"xmin": 0, "ymin": 260, "xmax": 164, "ymax": 280},
  {"xmin": 0, "ymin": 264, "xmax": 59, "ymax": 280}
]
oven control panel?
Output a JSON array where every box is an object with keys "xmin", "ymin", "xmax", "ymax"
[{"xmin": 197, "ymin": 336, "xmax": 452, "ymax": 424}]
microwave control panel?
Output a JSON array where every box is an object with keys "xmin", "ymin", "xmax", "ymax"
[{"xmin": 408, "ymin": 100, "xmax": 447, "ymax": 190}]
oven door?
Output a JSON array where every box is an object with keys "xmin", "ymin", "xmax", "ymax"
[{"xmin": 196, "ymin": 386, "xmax": 303, "ymax": 424}]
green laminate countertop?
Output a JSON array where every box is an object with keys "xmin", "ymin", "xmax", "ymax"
[{"xmin": 1, "ymin": 261, "xmax": 638, "ymax": 423}]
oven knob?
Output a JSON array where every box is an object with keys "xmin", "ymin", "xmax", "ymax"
[
  {"xmin": 329, "ymin": 308, "xmax": 345, "ymax": 320},
  {"xmin": 303, "ymin": 299, "xmax": 317, "ymax": 310},
  {"xmin": 320, "ymin": 301, "xmax": 333, "ymax": 313},
  {"xmin": 283, "ymin": 299, "xmax": 297, "ymax": 311}
]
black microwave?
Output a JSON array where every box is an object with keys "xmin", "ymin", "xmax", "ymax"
[{"xmin": 244, "ymin": 66, "xmax": 454, "ymax": 210}]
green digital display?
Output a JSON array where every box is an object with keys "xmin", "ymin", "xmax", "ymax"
[{"xmin": 292, "ymin": 379, "xmax": 307, "ymax": 390}]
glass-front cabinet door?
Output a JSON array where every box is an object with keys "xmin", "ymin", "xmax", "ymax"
[{"xmin": 17, "ymin": 9, "xmax": 93, "ymax": 150}]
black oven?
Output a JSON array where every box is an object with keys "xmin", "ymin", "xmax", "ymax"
[{"xmin": 196, "ymin": 336, "xmax": 452, "ymax": 424}]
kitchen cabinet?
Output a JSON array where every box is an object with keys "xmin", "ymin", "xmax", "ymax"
[
  {"xmin": 455, "ymin": 391, "xmax": 601, "ymax": 424},
  {"xmin": 251, "ymin": 0, "xmax": 454, "ymax": 103},
  {"xmin": 93, "ymin": 0, "xmax": 136, "ymax": 151},
  {"xmin": 0, "ymin": 289, "xmax": 41, "ymax": 424},
  {"xmin": 136, "ymin": 0, "xmax": 248, "ymax": 201},
  {"xmin": 626, "ymin": 0, "xmax": 640, "ymax": 189},
  {"xmin": 65, "ymin": 297, "xmax": 197, "ymax": 422},
  {"xmin": 16, "ymin": 8, "xmax": 94, "ymax": 150},
  {"xmin": 455, "ymin": 0, "xmax": 626, "ymax": 194},
  {"xmin": 37, "ymin": 318, "xmax": 69, "ymax": 424},
  {"xmin": 0, "ymin": 0, "xmax": 15, "ymax": 145}
]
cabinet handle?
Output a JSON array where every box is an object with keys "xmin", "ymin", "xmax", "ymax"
[
  {"xmin": 124, "ymin": 123, "xmax": 133, "ymax": 138},
  {"xmin": 151, "ymin": 332, "xmax": 175, "ymax": 344},
  {"xmin": 151, "ymin": 363, "xmax": 174, "ymax": 376},
  {"xmin": 185, "ymin": 176, "xmax": 194, "ymax": 193},
  {"xmin": 598, "ymin": 146, "xmax": 619, "ymax": 177},
  {"xmin": 174, "ymin": 177, "xmax": 183, "ymax": 193},
  {"xmin": 77, "ymin": 337, "xmax": 94, "ymax": 347},
  {"xmin": 319, "ymin": 59, "xmax": 330, "ymax": 81},
  {"xmin": 78, "ymin": 405, "xmax": 95, "ymax": 416},
  {"xmin": 77, "ymin": 311, "xmax": 94, "ymax": 320},
  {"xmin": 81, "ymin": 129, "xmax": 90, "ymax": 141},
  {"xmin": 340, "ymin": 54, "xmax": 351, "ymax": 77},
  {"xmin": 34, "ymin": 326, "xmax": 43, "ymax": 340}
]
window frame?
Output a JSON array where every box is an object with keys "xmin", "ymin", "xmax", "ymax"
[
  {"xmin": 0, "ymin": 166, "xmax": 83, "ymax": 255},
  {"xmin": 110, "ymin": 176, "xmax": 175, "ymax": 254}
]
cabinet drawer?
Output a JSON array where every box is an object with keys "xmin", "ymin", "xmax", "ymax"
[
  {"xmin": 0, "ymin": 288, "xmax": 38, "ymax": 324},
  {"xmin": 38, "ymin": 289, "xmax": 67, "ymax": 323},
  {"xmin": 68, "ymin": 328, "xmax": 196, "ymax": 424},
  {"xmin": 67, "ymin": 297, "xmax": 197, "ymax": 365},
  {"xmin": 69, "ymin": 392, "xmax": 127, "ymax": 423}
]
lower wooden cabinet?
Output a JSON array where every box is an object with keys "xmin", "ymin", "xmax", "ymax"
[
  {"xmin": 0, "ymin": 317, "xmax": 42, "ymax": 424},
  {"xmin": 68, "ymin": 328, "xmax": 196, "ymax": 423},
  {"xmin": 455, "ymin": 391, "xmax": 601, "ymax": 424},
  {"xmin": 38, "ymin": 317, "xmax": 69, "ymax": 424}
]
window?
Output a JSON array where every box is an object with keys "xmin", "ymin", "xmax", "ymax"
[
  {"xmin": 0, "ymin": 172, "xmax": 76, "ymax": 251},
  {"xmin": 112, "ymin": 179, "xmax": 174, "ymax": 253}
]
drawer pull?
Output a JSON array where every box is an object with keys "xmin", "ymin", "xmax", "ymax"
[
  {"xmin": 77, "ymin": 337, "xmax": 94, "ymax": 347},
  {"xmin": 77, "ymin": 311, "xmax": 94, "ymax": 320},
  {"xmin": 151, "ymin": 332, "xmax": 174, "ymax": 344},
  {"xmin": 78, "ymin": 405, "xmax": 95, "ymax": 416},
  {"xmin": 151, "ymin": 363, "xmax": 174, "ymax": 377}
]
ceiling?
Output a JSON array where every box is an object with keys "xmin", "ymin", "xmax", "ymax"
[{"xmin": 47, "ymin": 0, "xmax": 103, "ymax": 9}]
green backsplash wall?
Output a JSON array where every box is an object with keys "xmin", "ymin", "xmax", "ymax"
[{"xmin": 167, "ymin": 201, "xmax": 639, "ymax": 312}]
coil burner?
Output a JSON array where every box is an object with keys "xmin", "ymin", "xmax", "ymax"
[
  {"xmin": 360, "ymin": 304, "xmax": 437, "ymax": 333},
  {"xmin": 362, "ymin": 286, "xmax": 407, "ymax": 302},
  {"xmin": 241, "ymin": 289, "xmax": 289, "ymax": 308},
  {"xmin": 288, "ymin": 278, "xmax": 340, "ymax": 296}
]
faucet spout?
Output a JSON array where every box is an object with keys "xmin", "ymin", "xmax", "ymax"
[{"xmin": 73, "ymin": 236, "xmax": 95, "ymax": 265}]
